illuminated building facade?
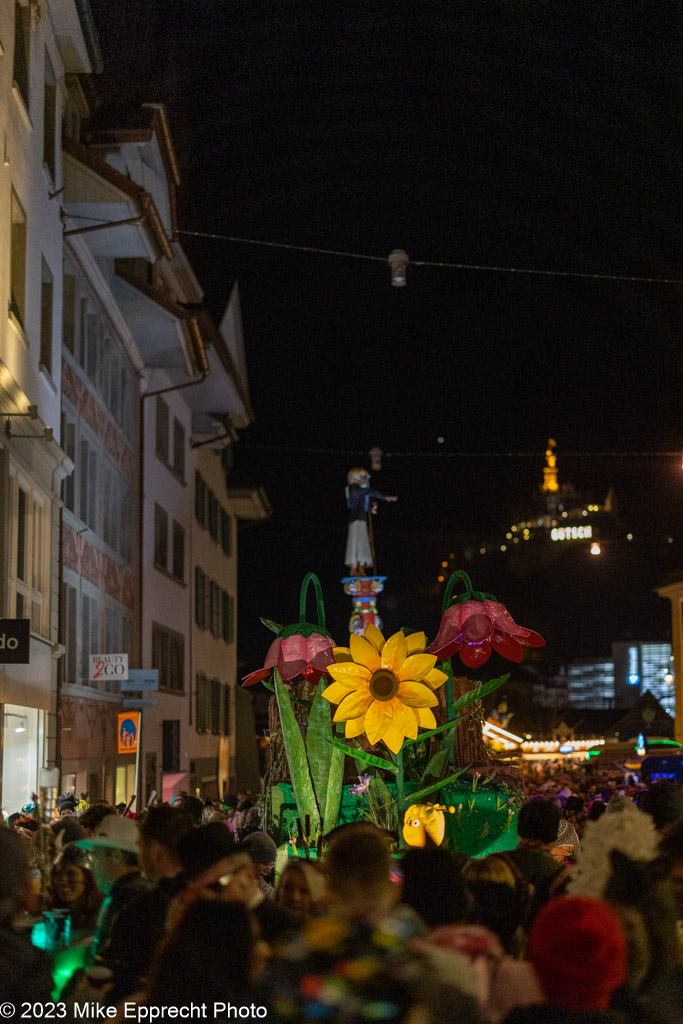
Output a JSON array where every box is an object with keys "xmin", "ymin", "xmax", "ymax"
[
  {"xmin": 567, "ymin": 659, "xmax": 616, "ymax": 709},
  {"xmin": 567, "ymin": 642, "xmax": 674, "ymax": 715},
  {"xmin": 612, "ymin": 641, "xmax": 674, "ymax": 716}
]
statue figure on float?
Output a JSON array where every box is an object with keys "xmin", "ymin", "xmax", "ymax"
[{"xmin": 344, "ymin": 467, "xmax": 397, "ymax": 577}]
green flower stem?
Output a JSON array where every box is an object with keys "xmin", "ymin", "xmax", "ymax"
[{"xmin": 396, "ymin": 747, "xmax": 406, "ymax": 850}]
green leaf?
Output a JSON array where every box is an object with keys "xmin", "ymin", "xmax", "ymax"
[
  {"xmin": 260, "ymin": 676, "xmax": 310, "ymax": 705},
  {"xmin": 410, "ymin": 765, "xmax": 471, "ymax": 802},
  {"xmin": 403, "ymin": 714, "xmax": 467, "ymax": 745},
  {"xmin": 365, "ymin": 774, "xmax": 398, "ymax": 832},
  {"xmin": 260, "ymin": 617, "xmax": 283, "ymax": 635},
  {"xmin": 274, "ymin": 669, "xmax": 320, "ymax": 832},
  {"xmin": 326, "ymin": 738, "xmax": 398, "ymax": 774},
  {"xmin": 419, "ymin": 727, "xmax": 453, "ymax": 787},
  {"xmin": 270, "ymin": 784, "xmax": 285, "ymax": 836},
  {"xmin": 306, "ymin": 681, "xmax": 334, "ymax": 815},
  {"xmin": 450, "ymin": 674, "xmax": 510, "ymax": 715},
  {"xmin": 324, "ymin": 726, "xmax": 345, "ymax": 831},
  {"xmin": 290, "ymin": 695, "xmax": 313, "ymax": 709}
]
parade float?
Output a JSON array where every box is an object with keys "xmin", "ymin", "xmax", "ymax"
[{"xmin": 242, "ymin": 469, "xmax": 545, "ymax": 858}]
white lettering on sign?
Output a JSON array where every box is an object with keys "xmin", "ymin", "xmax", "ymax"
[
  {"xmin": 89, "ymin": 653, "xmax": 129, "ymax": 682},
  {"xmin": 550, "ymin": 525, "xmax": 593, "ymax": 542},
  {"xmin": 0, "ymin": 635, "xmax": 19, "ymax": 649}
]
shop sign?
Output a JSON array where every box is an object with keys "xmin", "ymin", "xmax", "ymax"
[
  {"xmin": 0, "ymin": 618, "xmax": 30, "ymax": 663},
  {"xmin": 117, "ymin": 711, "xmax": 140, "ymax": 754},
  {"xmin": 120, "ymin": 668, "xmax": 159, "ymax": 692},
  {"xmin": 90, "ymin": 653, "xmax": 128, "ymax": 682}
]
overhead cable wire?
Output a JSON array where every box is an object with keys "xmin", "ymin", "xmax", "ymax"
[
  {"xmin": 175, "ymin": 229, "xmax": 683, "ymax": 287},
  {"xmin": 236, "ymin": 443, "xmax": 682, "ymax": 459}
]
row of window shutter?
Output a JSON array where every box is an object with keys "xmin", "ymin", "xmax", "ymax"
[
  {"xmin": 195, "ymin": 471, "xmax": 232, "ymax": 556},
  {"xmin": 196, "ymin": 673, "xmax": 231, "ymax": 735},
  {"xmin": 195, "ymin": 566, "xmax": 234, "ymax": 643}
]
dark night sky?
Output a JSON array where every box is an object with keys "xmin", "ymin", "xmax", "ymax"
[{"xmin": 90, "ymin": 1, "xmax": 683, "ymax": 672}]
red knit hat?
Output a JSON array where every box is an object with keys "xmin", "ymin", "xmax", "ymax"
[{"xmin": 528, "ymin": 896, "xmax": 627, "ymax": 1011}]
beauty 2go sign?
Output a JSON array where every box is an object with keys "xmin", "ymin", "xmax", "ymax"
[{"xmin": 89, "ymin": 653, "xmax": 128, "ymax": 683}]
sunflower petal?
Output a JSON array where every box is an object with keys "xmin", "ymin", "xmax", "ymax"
[
  {"xmin": 333, "ymin": 646, "xmax": 354, "ymax": 663},
  {"xmin": 322, "ymin": 681, "xmax": 353, "ymax": 705},
  {"xmin": 365, "ymin": 700, "xmax": 391, "ymax": 745},
  {"xmin": 383, "ymin": 725, "xmax": 405, "ymax": 755},
  {"xmin": 349, "ymin": 634, "xmax": 381, "ymax": 673},
  {"xmin": 363, "ymin": 623, "xmax": 385, "ymax": 652},
  {"xmin": 425, "ymin": 667, "xmax": 449, "ymax": 690},
  {"xmin": 383, "ymin": 727, "xmax": 403, "ymax": 753},
  {"xmin": 405, "ymin": 631, "xmax": 427, "ymax": 655},
  {"xmin": 391, "ymin": 699, "xmax": 418, "ymax": 739},
  {"xmin": 333, "ymin": 689, "xmax": 373, "ymax": 722},
  {"xmin": 415, "ymin": 707, "xmax": 437, "ymax": 729},
  {"xmin": 381, "ymin": 630, "xmax": 407, "ymax": 673},
  {"xmin": 327, "ymin": 662, "xmax": 372, "ymax": 686},
  {"xmin": 397, "ymin": 653, "xmax": 437, "ymax": 683},
  {"xmin": 345, "ymin": 715, "xmax": 368, "ymax": 739},
  {"xmin": 397, "ymin": 680, "xmax": 439, "ymax": 708}
]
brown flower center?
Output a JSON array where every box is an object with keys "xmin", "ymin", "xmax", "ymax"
[{"xmin": 369, "ymin": 668, "xmax": 399, "ymax": 702}]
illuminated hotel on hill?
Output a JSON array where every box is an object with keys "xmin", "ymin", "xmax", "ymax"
[{"xmin": 498, "ymin": 439, "xmax": 620, "ymax": 557}]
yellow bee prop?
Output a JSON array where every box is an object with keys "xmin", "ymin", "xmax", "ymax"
[{"xmin": 403, "ymin": 802, "xmax": 456, "ymax": 847}]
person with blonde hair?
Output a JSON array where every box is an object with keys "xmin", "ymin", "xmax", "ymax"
[{"xmin": 276, "ymin": 859, "xmax": 326, "ymax": 922}]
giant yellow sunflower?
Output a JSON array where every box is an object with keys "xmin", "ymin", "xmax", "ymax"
[{"xmin": 322, "ymin": 624, "xmax": 448, "ymax": 755}]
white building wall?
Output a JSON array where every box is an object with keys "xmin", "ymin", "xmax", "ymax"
[{"xmin": 0, "ymin": 1, "xmax": 87, "ymax": 811}]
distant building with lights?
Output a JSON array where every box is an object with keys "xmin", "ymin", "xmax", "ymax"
[
  {"xmin": 566, "ymin": 641, "xmax": 674, "ymax": 715},
  {"xmin": 566, "ymin": 658, "xmax": 616, "ymax": 709},
  {"xmin": 495, "ymin": 439, "xmax": 622, "ymax": 558}
]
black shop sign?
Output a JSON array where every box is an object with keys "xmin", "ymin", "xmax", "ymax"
[{"xmin": 0, "ymin": 619, "xmax": 30, "ymax": 663}]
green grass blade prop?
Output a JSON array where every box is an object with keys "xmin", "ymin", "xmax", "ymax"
[
  {"xmin": 306, "ymin": 681, "xmax": 334, "ymax": 816},
  {"xmin": 419, "ymin": 727, "xmax": 453, "ymax": 788},
  {"xmin": 326, "ymin": 738, "xmax": 398, "ymax": 774},
  {"xmin": 450, "ymin": 674, "xmax": 510, "ymax": 715},
  {"xmin": 410, "ymin": 765, "xmax": 471, "ymax": 803},
  {"xmin": 403, "ymin": 715, "xmax": 467, "ymax": 744},
  {"xmin": 324, "ymin": 726, "xmax": 345, "ymax": 831},
  {"xmin": 274, "ymin": 668, "xmax": 320, "ymax": 833}
]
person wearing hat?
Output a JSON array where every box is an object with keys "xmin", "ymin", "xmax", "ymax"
[
  {"xmin": 91, "ymin": 806, "xmax": 194, "ymax": 1004},
  {"xmin": 241, "ymin": 830, "xmax": 278, "ymax": 899},
  {"xmin": 75, "ymin": 814, "xmax": 148, "ymax": 968},
  {"xmin": 57, "ymin": 792, "xmax": 78, "ymax": 817}
]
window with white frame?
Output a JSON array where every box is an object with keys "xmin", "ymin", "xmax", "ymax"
[
  {"xmin": 7, "ymin": 470, "xmax": 50, "ymax": 637},
  {"xmin": 103, "ymin": 458, "xmax": 133, "ymax": 564},
  {"xmin": 13, "ymin": 2, "xmax": 30, "ymax": 111},
  {"xmin": 78, "ymin": 427, "xmax": 99, "ymax": 533},
  {"xmin": 43, "ymin": 49, "xmax": 57, "ymax": 180},
  {"xmin": 40, "ymin": 256, "xmax": 54, "ymax": 374},
  {"xmin": 152, "ymin": 622, "xmax": 184, "ymax": 692},
  {"xmin": 104, "ymin": 600, "xmax": 136, "ymax": 694},
  {"xmin": 80, "ymin": 586, "xmax": 100, "ymax": 688},
  {"xmin": 10, "ymin": 189, "xmax": 27, "ymax": 328},
  {"xmin": 62, "ymin": 258, "xmax": 136, "ymax": 439},
  {"xmin": 61, "ymin": 578, "xmax": 77, "ymax": 684}
]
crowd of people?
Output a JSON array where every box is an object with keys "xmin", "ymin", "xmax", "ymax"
[{"xmin": 1, "ymin": 774, "xmax": 683, "ymax": 1022}]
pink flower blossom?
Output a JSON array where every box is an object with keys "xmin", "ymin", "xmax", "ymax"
[
  {"xmin": 428, "ymin": 598, "xmax": 545, "ymax": 668},
  {"xmin": 242, "ymin": 631, "xmax": 335, "ymax": 687}
]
